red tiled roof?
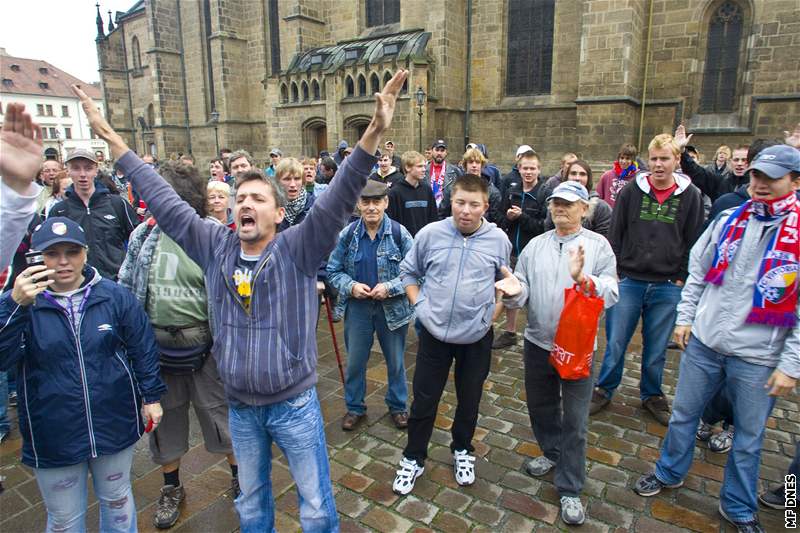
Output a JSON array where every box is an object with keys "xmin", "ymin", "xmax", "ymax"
[{"xmin": 0, "ymin": 54, "xmax": 102, "ymax": 99}]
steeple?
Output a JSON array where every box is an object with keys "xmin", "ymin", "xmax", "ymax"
[
  {"xmin": 95, "ymin": 2, "xmax": 105, "ymax": 40},
  {"xmin": 107, "ymin": 10, "xmax": 115, "ymax": 32}
]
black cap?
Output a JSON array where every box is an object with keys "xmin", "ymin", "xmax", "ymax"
[
  {"xmin": 31, "ymin": 217, "xmax": 88, "ymax": 251},
  {"xmin": 432, "ymin": 139, "xmax": 447, "ymax": 149}
]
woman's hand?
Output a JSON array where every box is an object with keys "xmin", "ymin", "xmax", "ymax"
[
  {"xmin": 142, "ymin": 402, "xmax": 163, "ymax": 431},
  {"xmin": 12, "ymin": 265, "xmax": 55, "ymax": 306}
]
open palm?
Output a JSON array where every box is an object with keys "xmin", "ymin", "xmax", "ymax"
[{"xmin": 0, "ymin": 103, "xmax": 43, "ymax": 184}]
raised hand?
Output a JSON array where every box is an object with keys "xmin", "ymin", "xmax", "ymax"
[
  {"xmin": 784, "ymin": 123, "xmax": 800, "ymax": 149},
  {"xmin": 0, "ymin": 103, "xmax": 43, "ymax": 192},
  {"xmin": 674, "ymin": 124, "xmax": 693, "ymax": 152},
  {"xmin": 495, "ymin": 265, "xmax": 521, "ymax": 297},
  {"xmin": 358, "ymin": 70, "xmax": 408, "ymax": 155},
  {"xmin": 71, "ymin": 84, "xmax": 129, "ymax": 158},
  {"xmin": 568, "ymin": 244, "xmax": 586, "ymax": 284}
]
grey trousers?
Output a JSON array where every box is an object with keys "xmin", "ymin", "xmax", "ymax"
[{"xmin": 524, "ymin": 339, "xmax": 593, "ymax": 497}]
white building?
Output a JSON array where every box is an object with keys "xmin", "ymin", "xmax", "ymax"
[{"xmin": 0, "ymin": 47, "xmax": 109, "ymax": 163}]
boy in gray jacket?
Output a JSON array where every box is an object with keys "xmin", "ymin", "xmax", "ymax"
[
  {"xmin": 633, "ymin": 144, "xmax": 800, "ymax": 533},
  {"xmin": 392, "ymin": 174, "xmax": 515, "ymax": 495}
]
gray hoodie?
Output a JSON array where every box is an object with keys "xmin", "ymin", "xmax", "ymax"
[
  {"xmin": 676, "ymin": 208, "xmax": 800, "ymax": 378},
  {"xmin": 400, "ymin": 217, "xmax": 511, "ymax": 344},
  {"xmin": 504, "ymin": 228, "xmax": 619, "ymax": 350}
]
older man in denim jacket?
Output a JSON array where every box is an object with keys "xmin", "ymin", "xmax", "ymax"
[{"xmin": 327, "ymin": 180, "xmax": 414, "ymax": 431}]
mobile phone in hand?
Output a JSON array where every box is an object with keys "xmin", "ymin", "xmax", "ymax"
[{"xmin": 25, "ymin": 249, "xmax": 44, "ymax": 268}]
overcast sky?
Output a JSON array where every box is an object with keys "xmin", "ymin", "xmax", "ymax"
[{"xmin": 0, "ymin": 0, "xmax": 136, "ymax": 83}]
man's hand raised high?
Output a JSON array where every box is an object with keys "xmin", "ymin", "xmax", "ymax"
[
  {"xmin": 0, "ymin": 103, "xmax": 43, "ymax": 193},
  {"xmin": 673, "ymin": 124, "xmax": 693, "ymax": 152},
  {"xmin": 358, "ymin": 70, "xmax": 408, "ymax": 156},
  {"xmin": 71, "ymin": 84, "xmax": 130, "ymax": 159}
]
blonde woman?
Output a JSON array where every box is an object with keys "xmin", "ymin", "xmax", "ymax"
[
  {"xmin": 705, "ymin": 145, "xmax": 732, "ymax": 180},
  {"xmin": 207, "ymin": 180, "xmax": 234, "ymax": 229}
]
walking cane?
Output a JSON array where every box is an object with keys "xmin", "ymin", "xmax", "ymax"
[{"xmin": 323, "ymin": 294, "xmax": 346, "ymax": 385}]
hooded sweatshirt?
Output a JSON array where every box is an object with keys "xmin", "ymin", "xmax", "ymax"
[
  {"xmin": 400, "ymin": 217, "xmax": 511, "ymax": 344},
  {"xmin": 609, "ymin": 172, "xmax": 704, "ymax": 283}
]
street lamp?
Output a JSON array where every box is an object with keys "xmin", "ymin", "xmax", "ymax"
[
  {"xmin": 210, "ymin": 110, "xmax": 220, "ymax": 156},
  {"xmin": 414, "ymin": 87, "xmax": 426, "ymax": 152}
]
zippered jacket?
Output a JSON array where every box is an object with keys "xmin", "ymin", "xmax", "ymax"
[
  {"xmin": 48, "ymin": 182, "xmax": 139, "ymax": 279},
  {"xmin": 400, "ymin": 217, "xmax": 511, "ymax": 344},
  {"xmin": 119, "ymin": 146, "xmax": 376, "ymax": 406},
  {"xmin": 503, "ymin": 228, "xmax": 619, "ymax": 350},
  {"xmin": 0, "ymin": 267, "xmax": 165, "ymax": 468},
  {"xmin": 327, "ymin": 214, "xmax": 414, "ymax": 330},
  {"xmin": 676, "ymin": 209, "xmax": 800, "ymax": 377}
]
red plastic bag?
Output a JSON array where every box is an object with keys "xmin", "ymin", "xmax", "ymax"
[{"xmin": 549, "ymin": 282, "xmax": 605, "ymax": 381}]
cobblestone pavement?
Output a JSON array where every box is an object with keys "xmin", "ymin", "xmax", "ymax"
[{"xmin": 1, "ymin": 315, "xmax": 796, "ymax": 532}]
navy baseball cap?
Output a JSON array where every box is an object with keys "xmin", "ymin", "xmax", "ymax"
[
  {"xmin": 548, "ymin": 181, "xmax": 590, "ymax": 203},
  {"xmin": 746, "ymin": 145, "xmax": 800, "ymax": 179},
  {"xmin": 31, "ymin": 217, "xmax": 87, "ymax": 251}
]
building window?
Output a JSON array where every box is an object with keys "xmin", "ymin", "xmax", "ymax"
[
  {"xmin": 39, "ymin": 82, "xmax": 50, "ymax": 90},
  {"xmin": 132, "ymin": 36, "xmax": 142, "ymax": 71},
  {"xmin": 46, "ymin": 104, "xmax": 54, "ymax": 116},
  {"xmin": 358, "ymin": 74, "xmax": 367, "ymax": 96},
  {"xmin": 345, "ymin": 76, "xmax": 355, "ymax": 97},
  {"xmin": 62, "ymin": 105, "xmax": 70, "ymax": 117},
  {"xmin": 10, "ymin": 64, "xmax": 20, "ymax": 72},
  {"xmin": 268, "ymin": 0, "xmax": 281, "ymax": 74},
  {"xmin": 39, "ymin": 67, "xmax": 49, "ymax": 75},
  {"xmin": 301, "ymin": 81, "xmax": 309, "ymax": 101},
  {"xmin": 506, "ymin": 0, "xmax": 554, "ymax": 96},
  {"xmin": 345, "ymin": 48, "xmax": 361, "ymax": 61},
  {"xmin": 48, "ymin": 127, "xmax": 58, "ymax": 138},
  {"xmin": 366, "ymin": 0, "xmax": 400, "ymax": 27},
  {"xmin": 280, "ymin": 83, "xmax": 289, "ymax": 104},
  {"xmin": 700, "ymin": 1, "xmax": 744, "ymax": 113},
  {"xmin": 382, "ymin": 43, "xmax": 399, "ymax": 56},
  {"xmin": 37, "ymin": 104, "xmax": 45, "ymax": 116},
  {"xmin": 312, "ymin": 79, "xmax": 321, "ymax": 100},
  {"xmin": 291, "ymin": 82, "xmax": 299, "ymax": 103},
  {"xmin": 2, "ymin": 78, "xmax": 13, "ymax": 88},
  {"xmin": 64, "ymin": 127, "xmax": 72, "ymax": 140},
  {"xmin": 370, "ymin": 73, "xmax": 380, "ymax": 94},
  {"xmin": 41, "ymin": 128, "xmax": 48, "ymax": 139}
]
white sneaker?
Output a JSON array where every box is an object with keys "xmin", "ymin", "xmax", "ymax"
[
  {"xmin": 453, "ymin": 449, "xmax": 476, "ymax": 486},
  {"xmin": 560, "ymin": 496, "xmax": 585, "ymax": 525},
  {"xmin": 525, "ymin": 455, "xmax": 556, "ymax": 477},
  {"xmin": 393, "ymin": 457, "xmax": 424, "ymax": 495}
]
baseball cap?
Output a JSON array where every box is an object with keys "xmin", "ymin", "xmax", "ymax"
[
  {"xmin": 65, "ymin": 148, "xmax": 98, "ymax": 164},
  {"xmin": 31, "ymin": 217, "xmax": 88, "ymax": 251},
  {"xmin": 360, "ymin": 180, "xmax": 389, "ymax": 199},
  {"xmin": 432, "ymin": 139, "xmax": 447, "ymax": 149},
  {"xmin": 384, "ymin": 140, "xmax": 394, "ymax": 147},
  {"xmin": 548, "ymin": 181, "xmax": 589, "ymax": 203},
  {"xmin": 269, "ymin": 148, "xmax": 282, "ymax": 157},
  {"xmin": 746, "ymin": 145, "xmax": 800, "ymax": 179},
  {"xmin": 516, "ymin": 145, "xmax": 535, "ymax": 158},
  {"xmin": 338, "ymin": 140, "xmax": 349, "ymax": 150}
]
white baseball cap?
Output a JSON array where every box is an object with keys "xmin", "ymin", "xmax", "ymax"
[{"xmin": 516, "ymin": 145, "xmax": 535, "ymax": 158}]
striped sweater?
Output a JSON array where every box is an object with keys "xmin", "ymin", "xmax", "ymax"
[{"xmin": 119, "ymin": 146, "xmax": 376, "ymax": 405}]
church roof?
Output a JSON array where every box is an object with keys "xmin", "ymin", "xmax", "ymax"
[
  {"xmin": 0, "ymin": 54, "xmax": 102, "ymax": 98},
  {"xmin": 284, "ymin": 29, "xmax": 430, "ymax": 76}
]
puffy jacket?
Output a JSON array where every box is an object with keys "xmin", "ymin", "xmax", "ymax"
[
  {"xmin": 0, "ymin": 268, "xmax": 165, "ymax": 468},
  {"xmin": 48, "ymin": 182, "xmax": 139, "ymax": 279},
  {"xmin": 326, "ymin": 214, "xmax": 414, "ymax": 330},
  {"xmin": 500, "ymin": 180, "xmax": 548, "ymax": 256}
]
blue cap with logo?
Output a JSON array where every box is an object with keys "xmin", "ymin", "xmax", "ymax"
[
  {"xmin": 31, "ymin": 217, "xmax": 87, "ymax": 251},
  {"xmin": 548, "ymin": 181, "xmax": 590, "ymax": 203},
  {"xmin": 746, "ymin": 145, "xmax": 800, "ymax": 179}
]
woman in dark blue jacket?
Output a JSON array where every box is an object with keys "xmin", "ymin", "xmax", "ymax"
[{"xmin": 0, "ymin": 217, "xmax": 165, "ymax": 533}]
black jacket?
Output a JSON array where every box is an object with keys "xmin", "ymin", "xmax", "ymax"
[
  {"xmin": 387, "ymin": 178, "xmax": 439, "ymax": 236},
  {"xmin": 48, "ymin": 182, "xmax": 139, "ymax": 279},
  {"xmin": 680, "ymin": 152, "xmax": 748, "ymax": 202},
  {"xmin": 500, "ymin": 167, "xmax": 521, "ymax": 198},
  {"xmin": 609, "ymin": 173, "xmax": 704, "ymax": 283},
  {"xmin": 500, "ymin": 180, "xmax": 547, "ymax": 256},
  {"xmin": 369, "ymin": 168, "xmax": 404, "ymax": 186}
]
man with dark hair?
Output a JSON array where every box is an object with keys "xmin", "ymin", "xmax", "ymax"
[
  {"xmin": 319, "ymin": 157, "xmax": 338, "ymax": 183},
  {"xmin": 596, "ymin": 143, "xmax": 639, "ymax": 208},
  {"xmin": 392, "ymin": 173, "xmax": 515, "ymax": 495},
  {"xmin": 75, "ymin": 70, "xmax": 408, "ymax": 532},
  {"xmin": 424, "ymin": 139, "xmax": 462, "ymax": 208},
  {"xmin": 48, "ymin": 149, "xmax": 139, "ymax": 279},
  {"xmin": 119, "ymin": 160, "xmax": 239, "ymax": 529},
  {"xmin": 228, "ymin": 150, "xmax": 255, "ymax": 184}
]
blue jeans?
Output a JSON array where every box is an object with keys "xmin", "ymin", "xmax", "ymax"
[
  {"xmin": 0, "ymin": 371, "xmax": 9, "ymax": 436},
  {"xmin": 229, "ymin": 387, "xmax": 338, "ymax": 533},
  {"xmin": 596, "ymin": 278, "xmax": 682, "ymax": 400},
  {"xmin": 343, "ymin": 299, "xmax": 408, "ymax": 415},
  {"xmin": 654, "ymin": 336, "xmax": 775, "ymax": 523},
  {"xmin": 34, "ymin": 445, "xmax": 137, "ymax": 533}
]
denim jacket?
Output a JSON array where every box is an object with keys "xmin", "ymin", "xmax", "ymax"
[{"xmin": 327, "ymin": 214, "xmax": 414, "ymax": 330}]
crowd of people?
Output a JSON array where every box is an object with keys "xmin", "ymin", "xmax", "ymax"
[{"xmin": 0, "ymin": 69, "xmax": 799, "ymax": 533}]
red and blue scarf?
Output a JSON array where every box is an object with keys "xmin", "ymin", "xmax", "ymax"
[{"xmin": 705, "ymin": 192, "xmax": 800, "ymax": 327}]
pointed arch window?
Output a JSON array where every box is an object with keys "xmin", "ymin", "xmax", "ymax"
[
  {"xmin": 131, "ymin": 36, "xmax": 142, "ymax": 71},
  {"xmin": 280, "ymin": 83, "xmax": 289, "ymax": 104},
  {"xmin": 357, "ymin": 74, "xmax": 367, "ymax": 96},
  {"xmin": 506, "ymin": 0, "xmax": 554, "ymax": 95},
  {"xmin": 301, "ymin": 81, "xmax": 309, "ymax": 101},
  {"xmin": 700, "ymin": 1, "xmax": 744, "ymax": 113},
  {"xmin": 345, "ymin": 76, "xmax": 355, "ymax": 97},
  {"xmin": 370, "ymin": 73, "xmax": 380, "ymax": 94},
  {"xmin": 312, "ymin": 80, "xmax": 321, "ymax": 100},
  {"xmin": 291, "ymin": 82, "xmax": 299, "ymax": 102}
]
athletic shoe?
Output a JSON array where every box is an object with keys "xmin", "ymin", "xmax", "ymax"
[
  {"xmin": 758, "ymin": 485, "xmax": 786, "ymax": 510},
  {"xmin": 492, "ymin": 331, "xmax": 517, "ymax": 350},
  {"xmin": 709, "ymin": 426, "xmax": 734, "ymax": 453},
  {"xmin": 589, "ymin": 388, "xmax": 610, "ymax": 415},
  {"xmin": 560, "ymin": 496, "xmax": 586, "ymax": 525},
  {"xmin": 453, "ymin": 449, "xmax": 476, "ymax": 486},
  {"xmin": 718, "ymin": 503, "xmax": 765, "ymax": 533},
  {"xmin": 392, "ymin": 457, "xmax": 424, "ymax": 495},
  {"xmin": 525, "ymin": 455, "xmax": 556, "ymax": 477},
  {"xmin": 696, "ymin": 421, "xmax": 714, "ymax": 441},
  {"xmin": 633, "ymin": 472, "xmax": 683, "ymax": 497}
]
